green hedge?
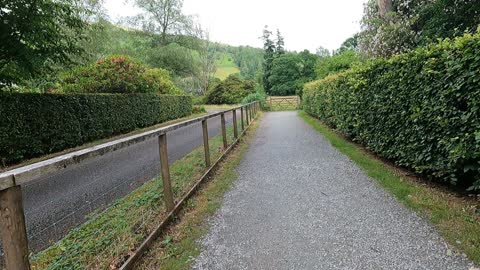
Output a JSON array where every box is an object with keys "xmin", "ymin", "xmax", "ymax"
[
  {"xmin": 0, "ymin": 93, "xmax": 192, "ymax": 165},
  {"xmin": 303, "ymin": 33, "xmax": 480, "ymax": 191}
]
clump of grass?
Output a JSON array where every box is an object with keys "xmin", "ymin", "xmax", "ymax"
[
  {"xmin": 299, "ymin": 111, "xmax": 480, "ymax": 264},
  {"xmin": 31, "ymin": 125, "xmax": 238, "ymax": 269}
]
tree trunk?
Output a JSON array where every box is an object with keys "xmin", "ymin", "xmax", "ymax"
[{"xmin": 377, "ymin": 0, "xmax": 393, "ymax": 18}]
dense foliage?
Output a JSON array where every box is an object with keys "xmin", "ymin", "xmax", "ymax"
[
  {"xmin": 0, "ymin": 0, "xmax": 86, "ymax": 87},
  {"xmin": 268, "ymin": 51, "xmax": 317, "ymax": 96},
  {"xmin": 242, "ymin": 90, "xmax": 270, "ymax": 111},
  {"xmin": 359, "ymin": 0, "xmax": 480, "ymax": 57},
  {"xmin": 262, "ymin": 27, "xmax": 277, "ymax": 94},
  {"xmin": 60, "ymin": 55, "xmax": 180, "ymax": 94},
  {"xmin": 0, "ymin": 93, "xmax": 192, "ymax": 165},
  {"xmin": 303, "ymin": 33, "xmax": 480, "ymax": 191},
  {"xmin": 316, "ymin": 50, "xmax": 362, "ymax": 80},
  {"xmin": 205, "ymin": 74, "xmax": 255, "ymax": 104}
]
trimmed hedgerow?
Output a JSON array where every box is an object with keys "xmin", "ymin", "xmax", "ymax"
[
  {"xmin": 0, "ymin": 93, "xmax": 192, "ymax": 166},
  {"xmin": 303, "ymin": 32, "xmax": 480, "ymax": 191}
]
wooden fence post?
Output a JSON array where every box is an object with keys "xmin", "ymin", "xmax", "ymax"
[
  {"xmin": 245, "ymin": 105, "xmax": 249, "ymax": 126},
  {"xmin": 0, "ymin": 185, "xmax": 31, "ymax": 270},
  {"xmin": 232, "ymin": 109, "xmax": 238, "ymax": 139},
  {"xmin": 240, "ymin": 107, "xmax": 244, "ymax": 131},
  {"xmin": 220, "ymin": 113, "xmax": 228, "ymax": 149},
  {"xmin": 201, "ymin": 120, "xmax": 211, "ymax": 167},
  {"xmin": 158, "ymin": 134, "xmax": 174, "ymax": 212}
]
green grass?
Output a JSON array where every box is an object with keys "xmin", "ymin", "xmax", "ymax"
[
  {"xmin": 203, "ymin": 104, "xmax": 240, "ymax": 110},
  {"xmin": 298, "ymin": 111, "xmax": 480, "ymax": 264},
  {"xmin": 31, "ymin": 123, "xmax": 241, "ymax": 269},
  {"xmin": 136, "ymin": 114, "xmax": 262, "ymax": 270},
  {"xmin": 214, "ymin": 53, "xmax": 240, "ymax": 80}
]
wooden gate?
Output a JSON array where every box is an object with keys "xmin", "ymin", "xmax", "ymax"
[{"xmin": 267, "ymin": 96, "xmax": 300, "ymax": 111}]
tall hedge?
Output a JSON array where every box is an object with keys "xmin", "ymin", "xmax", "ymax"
[
  {"xmin": 303, "ymin": 33, "xmax": 480, "ymax": 191},
  {"xmin": 0, "ymin": 93, "xmax": 192, "ymax": 165}
]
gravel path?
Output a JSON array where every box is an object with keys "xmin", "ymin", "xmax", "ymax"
[{"xmin": 192, "ymin": 111, "xmax": 474, "ymax": 270}]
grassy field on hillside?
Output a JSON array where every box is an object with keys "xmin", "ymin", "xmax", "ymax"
[{"xmin": 214, "ymin": 53, "xmax": 240, "ymax": 80}]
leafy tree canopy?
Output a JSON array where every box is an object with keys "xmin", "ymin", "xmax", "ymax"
[
  {"xmin": 359, "ymin": 0, "xmax": 480, "ymax": 57},
  {"xmin": 268, "ymin": 51, "xmax": 317, "ymax": 96},
  {"xmin": 0, "ymin": 0, "xmax": 87, "ymax": 87},
  {"xmin": 315, "ymin": 50, "xmax": 362, "ymax": 80}
]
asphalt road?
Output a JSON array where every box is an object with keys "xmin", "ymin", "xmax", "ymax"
[
  {"xmin": 193, "ymin": 111, "xmax": 474, "ymax": 270},
  {"xmin": 19, "ymin": 109, "xmax": 241, "ymax": 252}
]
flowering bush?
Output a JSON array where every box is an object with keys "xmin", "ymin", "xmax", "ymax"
[{"xmin": 60, "ymin": 55, "xmax": 181, "ymax": 94}]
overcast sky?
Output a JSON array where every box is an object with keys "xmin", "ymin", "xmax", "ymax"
[{"xmin": 104, "ymin": 0, "xmax": 367, "ymax": 52}]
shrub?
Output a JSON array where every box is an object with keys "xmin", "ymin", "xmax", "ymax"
[
  {"xmin": 60, "ymin": 55, "xmax": 181, "ymax": 94},
  {"xmin": 205, "ymin": 74, "xmax": 255, "ymax": 104},
  {"xmin": 303, "ymin": 33, "xmax": 480, "ymax": 191},
  {"xmin": 0, "ymin": 93, "xmax": 192, "ymax": 166},
  {"xmin": 242, "ymin": 92, "xmax": 270, "ymax": 111},
  {"xmin": 192, "ymin": 95, "xmax": 206, "ymax": 105}
]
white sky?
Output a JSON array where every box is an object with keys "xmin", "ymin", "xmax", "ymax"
[{"xmin": 104, "ymin": 0, "xmax": 367, "ymax": 52}]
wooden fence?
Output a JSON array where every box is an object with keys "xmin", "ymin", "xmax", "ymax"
[
  {"xmin": 267, "ymin": 96, "xmax": 300, "ymax": 111},
  {"xmin": 0, "ymin": 101, "xmax": 260, "ymax": 270}
]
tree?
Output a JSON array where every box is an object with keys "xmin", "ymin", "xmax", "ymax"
[
  {"xmin": 298, "ymin": 50, "xmax": 317, "ymax": 82},
  {"xmin": 268, "ymin": 53, "xmax": 302, "ymax": 96},
  {"xmin": 377, "ymin": 0, "xmax": 392, "ymax": 18},
  {"xmin": 129, "ymin": 0, "xmax": 191, "ymax": 45},
  {"xmin": 0, "ymin": 0, "xmax": 87, "ymax": 87},
  {"xmin": 275, "ymin": 29, "xmax": 285, "ymax": 56},
  {"xmin": 358, "ymin": 0, "xmax": 480, "ymax": 58},
  {"xmin": 336, "ymin": 34, "xmax": 359, "ymax": 54},
  {"xmin": 147, "ymin": 43, "xmax": 197, "ymax": 77},
  {"xmin": 417, "ymin": 0, "xmax": 480, "ymax": 44},
  {"xmin": 231, "ymin": 46, "xmax": 264, "ymax": 80},
  {"xmin": 197, "ymin": 29, "xmax": 218, "ymax": 95},
  {"xmin": 315, "ymin": 50, "xmax": 361, "ymax": 79},
  {"xmin": 262, "ymin": 26, "xmax": 276, "ymax": 94},
  {"xmin": 315, "ymin": 46, "xmax": 331, "ymax": 58}
]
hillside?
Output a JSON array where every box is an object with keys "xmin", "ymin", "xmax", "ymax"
[
  {"xmin": 215, "ymin": 53, "xmax": 241, "ymax": 79},
  {"xmin": 84, "ymin": 21, "xmax": 262, "ymax": 90}
]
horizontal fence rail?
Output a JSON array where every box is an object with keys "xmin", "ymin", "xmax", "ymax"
[{"xmin": 0, "ymin": 102, "xmax": 260, "ymax": 270}]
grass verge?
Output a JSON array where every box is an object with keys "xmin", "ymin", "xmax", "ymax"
[
  {"xmin": 203, "ymin": 104, "xmax": 240, "ymax": 110},
  {"xmin": 30, "ymin": 115, "xmax": 255, "ymax": 269},
  {"xmin": 134, "ymin": 114, "xmax": 261, "ymax": 270},
  {"xmin": 298, "ymin": 111, "xmax": 480, "ymax": 264}
]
